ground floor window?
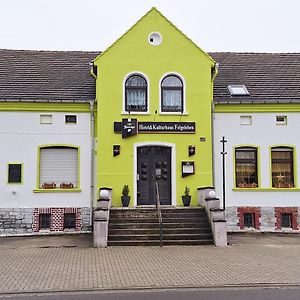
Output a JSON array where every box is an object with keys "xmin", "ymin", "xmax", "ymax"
[
  {"xmin": 271, "ymin": 147, "xmax": 294, "ymax": 188},
  {"xmin": 39, "ymin": 213, "xmax": 51, "ymax": 230},
  {"xmin": 8, "ymin": 163, "xmax": 22, "ymax": 183},
  {"xmin": 39, "ymin": 146, "xmax": 79, "ymax": 189},
  {"xmin": 235, "ymin": 147, "xmax": 258, "ymax": 188},
  {"xmin": 64, "ymin": 213, "xmax": 76, "ymax": 229}
]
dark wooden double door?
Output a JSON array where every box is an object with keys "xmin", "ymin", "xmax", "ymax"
[{"xmin": 137, "ymin": 146, "xmax": 171, "ymax": 205}]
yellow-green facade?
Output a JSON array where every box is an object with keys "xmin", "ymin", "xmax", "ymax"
[{"xmin": 94, "ymin": 8, "xmax": 216, "ymax": 207}]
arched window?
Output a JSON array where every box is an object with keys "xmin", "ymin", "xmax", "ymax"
[
  {"xmin": 125, "ymin": 75, "xmax": 147, "ymax": 112},
  {"xmin": 161, "ymin": 75, "xmax": 183, "ymax": 113},
  {"xmin": 271, "ymin": 147, "xmax": 294, "ymax": 188},
  {"xmin": 235, "ymin": 147, "xmax": 258, "ymax": 188}
]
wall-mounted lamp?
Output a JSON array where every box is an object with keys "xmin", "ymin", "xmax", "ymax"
[
  {"xmin": 113, "ymin": 145, "xmax": 120, "ymax": 157},
  {"xmin": 188, "ymin": 145, "xmax": 196, "ymax": 156}
]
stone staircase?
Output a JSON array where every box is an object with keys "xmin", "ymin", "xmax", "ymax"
[{"xmin": 107, "ymin": 207, "xmax": 213, "ymax": 246}]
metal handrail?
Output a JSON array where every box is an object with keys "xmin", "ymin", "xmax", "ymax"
[{"xmin": 155, "ymin": 180, "xmax": 163, "ymax": 247}]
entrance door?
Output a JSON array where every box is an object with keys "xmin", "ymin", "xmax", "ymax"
[{"xmin": 137, "ymin": 146, "xmax": 171, "ymax": 205}]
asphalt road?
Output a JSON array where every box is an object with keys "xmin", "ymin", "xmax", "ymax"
[{"xmin": 1, "ymin": 287, "xmax": 300, "ymax": 300}]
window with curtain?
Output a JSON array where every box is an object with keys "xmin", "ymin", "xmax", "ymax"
[
  {"xmin": 235, "ymin": 147, "xmax": 258, "ymax": 188},
  {"xmin": 125, "ymin": 75, "xmax": 147, "ymax": 112},
  {"xmin": 161, "ymin": 75, "xmax": 183, "ymax": 112},
  {"xmin": 271, "ymin": 147, "xmax": 294, "ymax": 188},
  {"xmin": 39, "ymin": 146, "xmax": 78, "ymax": 189}
]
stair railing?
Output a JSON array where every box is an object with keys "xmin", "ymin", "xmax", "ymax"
[{"xmin": 155, "ymin": 180, "xmax": 163, "ymax": 247}]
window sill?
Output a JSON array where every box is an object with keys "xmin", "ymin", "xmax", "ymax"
[
  {"xmin": 159, "ymin": 111, "xmax": 188, "ymax": 115},
  {"xmin": 33, "ymin": 188, "xmax": 81, "ymax": 193},
  {"xmin": 121, "ymin": 111, "xmax": 151, "ymax": 115},
  {"xmin": 233, "ymin": 188, "xmax": 300, "ymax": 192}
]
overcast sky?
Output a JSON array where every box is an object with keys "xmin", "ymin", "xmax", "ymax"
[{"xmin": 0, "ymin": 0, "xmax": 299, "ymax": 53}]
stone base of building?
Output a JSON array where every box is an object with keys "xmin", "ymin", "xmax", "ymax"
[
  {"xmin": 226, "ymin": 206, "xmax": 300, "ymax": 232},
  {"xmin": 0, "ymin": 207, "xmax": 91, "ymax": 236}
]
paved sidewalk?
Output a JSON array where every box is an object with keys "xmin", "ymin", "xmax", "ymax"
[{"xmin": 1, "ymin": 233, "xmax": 300, "ymax": 294}]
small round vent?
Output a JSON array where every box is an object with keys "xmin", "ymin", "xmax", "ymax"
[{"xmin": 148, "ymin": 32, "xmax": 162, "ymax": 46}]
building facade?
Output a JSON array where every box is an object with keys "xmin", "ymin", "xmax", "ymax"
[{"xmin": 0, "ymin": 9, "xmax": 300, "ymax": 236}]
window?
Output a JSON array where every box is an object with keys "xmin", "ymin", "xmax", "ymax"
[
  {"xmin": 276, "ymin": 116, "xmax": 287, "ymax": 125},
  {"xmin": 161, "ymin": 75, "xmax": 183, "ymax": 113},
  {"xmin": 281, "ymin": 213, "xmax": 292, "ymax": 228},
  {"xmin": 240, "ymin": 116, "xmax": 252, "ymax": 125},
  {"xmin": 228, "ymin": 85, "xmax": 249, "ymax": 96},
  {"xmin": 39, "ymin": 214, "xmax": 51, "ymax": 230},
  {"xmin": 244, "ymin": 213, "xmax": 255, "ymax": 228},
  {"xmin": 8, "ymin": 163, "xmax": 22, "ymax": 183},
  {"xmin": 125, "ymin": 75, "xmax": 147, "ymax": 112},
  {"xmin": 40, "ymin": 114, "xmax": 52, "ymax": 124},
  {"xmin": 271, "ymin": 147, "xmax": 294, "ymax": 188},
  {"xmin": 65, "ymin": 115, "xmax": 77, "ymax": 124},
  {"xmin": 39, "ymin": 146, "xmax": 78, "ymax": 189},
  {"xmin": 235, "ymin": 147, "xmax": 258, "ymax": 188},
  {"xmin": 64, "ymin": 213, "xmax": 76, "ymax": 229}
]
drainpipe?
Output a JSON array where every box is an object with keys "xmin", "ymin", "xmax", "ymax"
[
  {"xmin": 211, "ymin": 63, "xmax": 219, "ymax": 187},
  {"xmin": 89, "ymin": 61, "xmax": 97, "ymax": 227},
  {"xmin": 89, "ymin": 99, "xmax": 95, "ymax": 227}
]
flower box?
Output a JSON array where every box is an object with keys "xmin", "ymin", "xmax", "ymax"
[
  {"xmin": 60, "ymin": 183, "xmax": 74, "ymax": 189},
  {"xmin": 238, "ymin": 183, "xmax": 258, "ymax": 188},
  {"xmin": 42, "ymin": 182, "xmax": 56, "ymax": 189}
]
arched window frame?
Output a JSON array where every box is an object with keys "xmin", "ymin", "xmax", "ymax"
[
  {"xmin": 234, "ymin": 146, "xmax": 259, "ymax": 188},
  {"xmin": 270, "ymin": 145, "xmax": 296, "ymax": 188},
  {"xmin": 159, "ymin": 73, "xmax": 185, "ymax": 114},
  {"xmin": 123, "ymin": 72, "xmax": 149, "ymax": 114}
]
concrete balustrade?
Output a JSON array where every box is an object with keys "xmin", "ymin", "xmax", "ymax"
[
  {"xmin": 198, "ymin": 187, "xmax": 227, "ymax": 247},
  {"xmin": 93, "ymin": 187, "xmax": 112, "ymax": 248}
]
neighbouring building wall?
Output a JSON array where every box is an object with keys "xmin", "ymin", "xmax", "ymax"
[
  {"xmin": 0, "ymin": 111, "xmax": 92, "ymax": 235},
  {"xmin": 214, "ymin": 111, "xmax": 300, "ymax": 232}
]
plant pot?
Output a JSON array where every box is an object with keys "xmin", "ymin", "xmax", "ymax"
[
  {"xmin": 182, "ymin": 195, "xmax": 191, "ymax": 207},
  {"xmin": 121, "ymin": 195, "xmax": 130, "ymax": 207}
]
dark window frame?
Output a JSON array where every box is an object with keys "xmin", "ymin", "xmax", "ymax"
[
  {"xmin": 235, "ymin": 147, "xmax": 258, "ymax": 188},
  {"xmin": 64, "ymin": 213, "xmax": 76, "ymax": 229},
  {"xmin": 281, "ymin": 213, "xmax": 292, "ymax": 228},
  {"xmin": 39, "ymin": 213, "xmax": 51, "ymax": 230},
  {"xmin": 271, "ymin": 147, "xmax": 294, "ymax": 188},
  {"xmin": 8, "ymin": 163, "xmax": 22, "ymax": 184},
  {"xmin": 125, "ymin": 75, "xmax": 148, "ymax": 112},
  {"xmin": 244, "ymin": 213, "xmax": 255, "ymax": 228},
  {"xmin": 161, "ymin": 75, "xmax": 183, "ymax": 113},
  {"xmin": 65, "ymin": 115, "xmax": 77, "ymax": 124}
]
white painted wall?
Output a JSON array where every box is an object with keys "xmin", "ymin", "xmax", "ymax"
[
  {"xmin": 0, "ymin": 111, "xmax": 91, "ymax": 208},
  {"xmin": 213, "ymin": 112, "xmax": 300, "ymax": 207}
]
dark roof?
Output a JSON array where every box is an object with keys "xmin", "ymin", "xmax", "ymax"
[
  {"xmin": 0, "ymin": 49, "xmax": 99, "ymax": 103},
  {"xmin": 1, "ymin": 49, "xmax": 300, "ymax": 104},
  {"xmin": 209, "ymin": 52, "xmax": 300, "ymax": 104}
]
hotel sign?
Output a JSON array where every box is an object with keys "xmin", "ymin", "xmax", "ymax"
[
  {"xmin": 138, "ymin": 122, "xmax": 195, "ymax": 133},
  {"xmin": 114, "ymin": 120, "xmax": 195, "ymax": 137}
]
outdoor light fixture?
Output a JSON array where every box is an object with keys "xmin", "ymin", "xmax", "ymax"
[{"xmin": 113, "ymin": 145, "xmax": 120, "ymax": 157}]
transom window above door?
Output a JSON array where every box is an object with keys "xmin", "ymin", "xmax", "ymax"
[
  {"xmin": 161, "ymin": 75, "xmax": 184, "ymax": 113},
  {"xmin": 125, "ymin": 75, "xmax": 148, "ymax": 112}
]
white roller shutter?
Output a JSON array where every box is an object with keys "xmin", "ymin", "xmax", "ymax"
[{"xmin": 40, "ymin": 147, "xmax": 78, "ymax": 188}]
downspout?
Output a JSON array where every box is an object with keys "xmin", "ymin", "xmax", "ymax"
[
  {"xmin": 211, "ymin": 62, "xmax": 219, "ymax": 188},
  {"xmin": 89, "ymin": 61, "xmax": 97, "ymax": 227},
  {"xmin": 89, "ymin": 99, "xmax": 95, "ymax": 227}
]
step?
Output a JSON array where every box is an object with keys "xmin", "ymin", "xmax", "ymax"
[{"xmin": 107, "ymin": 239, "xmax": 214, "ymax": 246}]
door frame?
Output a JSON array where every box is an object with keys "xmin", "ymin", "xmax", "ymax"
[{"xmin": 133, "ymin": 142, "xmax": 176, "ymax": 207}]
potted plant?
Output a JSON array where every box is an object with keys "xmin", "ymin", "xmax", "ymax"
[
  {"xmin": 182, "ymin": 186, "xmax": 191, "ymax": 206},
  {"xmin": 121, "ymin": 185, "xmax": 130, "ymax": 207}
]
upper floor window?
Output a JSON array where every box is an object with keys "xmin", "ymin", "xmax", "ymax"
[
  {"xmin": 235, "ymin": 147, "xmax": 258, "ymax": 188},
  {"xmin": 161, "ymin": 75, "xmax": 183, "ymax": 113},
  {"xmin": 271, "ymin": 147, "xmax": 294, "ymax": 188},
  {"xmin": 125, "ymin": 75, "xmax": 147, "ymax": 112}
]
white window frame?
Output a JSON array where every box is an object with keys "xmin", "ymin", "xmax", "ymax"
[
  {"xmin": 159, "ymin": 72, "xmax": 187, "ymax": 115},
  {"xmin": 122, "ymin": 72, "xmax": 150, "ymax": 115}
]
